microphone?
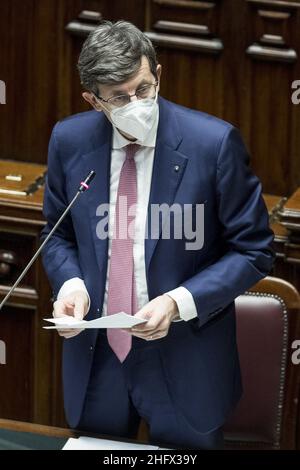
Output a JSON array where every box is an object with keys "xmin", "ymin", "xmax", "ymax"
[{"xmin": 0, "ymin": 170, "xmax": 96, "ymax": 311}]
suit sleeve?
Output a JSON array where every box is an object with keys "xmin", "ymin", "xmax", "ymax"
[
  {"xmin": 40, "ymin": 123, "xmax": 84, "ymax": 299},
  {"xmin": 180, "ymin": 126, "xmax": 275, "ymax": 326}
]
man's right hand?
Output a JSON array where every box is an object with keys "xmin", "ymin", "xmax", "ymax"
[{"xmin": 52, "ymin": 290, "xmax": 89, "ymax": 339}]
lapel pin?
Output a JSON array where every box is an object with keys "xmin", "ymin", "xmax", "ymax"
[{"xmin": 174, "ymin": 165, "xmax": 180, "ymax": 172}]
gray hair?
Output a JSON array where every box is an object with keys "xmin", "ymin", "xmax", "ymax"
[{"xmin": 77, "ymin": 20, "xmax": 158, "ymax": 94}]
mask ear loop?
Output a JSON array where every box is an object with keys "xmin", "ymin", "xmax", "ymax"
[
  {"xmin": 93, "ymin": 95, "xmax": 116, "ymax": 127},
  {"xmin": 93, "ymin": 94, "xmax": 108, "ymax": 112}
]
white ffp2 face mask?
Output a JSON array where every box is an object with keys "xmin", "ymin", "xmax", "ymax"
[{"xmin": 109, "ymin": 92, "xmax": 158, "ymax": 142}]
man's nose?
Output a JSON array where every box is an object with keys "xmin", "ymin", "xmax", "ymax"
[{"xmin": 129, "ymin": 93, "xmax": 138, "ymax": 102}]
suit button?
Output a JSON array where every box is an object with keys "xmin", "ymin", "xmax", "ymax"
[{"xmin": 89, "ymin": 346, "xmax": 93, "ymax": 351}]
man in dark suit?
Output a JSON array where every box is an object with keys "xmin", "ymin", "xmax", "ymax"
[{"xmin": 41, "ymin": 20, "xmax": 275, "ymax": 449}]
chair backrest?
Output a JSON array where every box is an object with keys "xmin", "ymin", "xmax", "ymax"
[{"xmin": 224, "ymin": 276, "xmax": 300, "ymax": 449}]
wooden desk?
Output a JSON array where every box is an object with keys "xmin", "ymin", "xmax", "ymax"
[
  {"xmin": 0, "ymin": 160, "xmax": 65, "ymax": 426},
  {"xmin": 0, "ymin": 419, "xmax": 151, "ymax": 450},
  {"xmin": 0, "ymin": 419, "xmax": 71, "ymax": 450},
  {"xmin": 265, "ymin": 189, "xmax": 300, "ymax": 294}
]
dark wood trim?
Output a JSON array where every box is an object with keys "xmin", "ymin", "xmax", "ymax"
[
  {"xmin": 0, "ymin": 285, "xmax": 38, "ymax": 306},
  {"xmin": 65, "ymin": 21, "xmax": 98, "ymax": 37},
  {"xmin": 65, "ymin": 10, "xmax": 102, "ymax": 37},
  {"xmin": 246, "ymin": 44, "xmax": 298, "ymax": 63},
  {"xmin": 0, "ymin": 419, "xmax": 75, "ymax": 439},
  {"xmin": 145, "ymin": 31, "xmax": 223, "ymax": 53},
  {"xmin": 153, "ymin": 0, "xmax": 216, "ymax": 10},
  {"xmin": 0, "ymin": 418, "xmax": 151, "ymax": 444},
  {"xmin": 258, "ymin": 9, "xmax": 291, "ymax": 18},
  {"xmin": 153, "ymin": 20, "xmax": 210, "ymax": 35},
  {"xmin": 247, "ymin": 0, "xmax": 300, "ymax": 9}
]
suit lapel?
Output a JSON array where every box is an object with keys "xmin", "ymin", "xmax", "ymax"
[
  {"xmin": 145, "ymin": 98, "xmax": 189, "ymax": 273},
  {"xmin": 82, "ymin": 116, "xmax": 112, "ymax": 277}
]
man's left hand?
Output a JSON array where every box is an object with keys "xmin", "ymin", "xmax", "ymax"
[{"xmin": 124, "ymin": 294, "xmax": 180, "ymax": 341}]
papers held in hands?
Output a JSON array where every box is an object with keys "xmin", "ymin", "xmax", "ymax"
[{"xmin": 43, "ymin": 312, "xmax": 148, "ymax": 329}]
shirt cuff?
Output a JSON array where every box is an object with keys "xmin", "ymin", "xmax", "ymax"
[
  {"xmin": 165, "ymin": 286, "xmax": 198, "ymax": 322},
  {"xmin": 57, "ymin": 277, "xmax": 91, "ymax": 313}
]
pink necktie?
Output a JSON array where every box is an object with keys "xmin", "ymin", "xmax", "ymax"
[{"xmin": 106, "ymin": 144, "xmax": 140, "ymax": 362}]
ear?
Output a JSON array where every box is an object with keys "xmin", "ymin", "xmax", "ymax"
[
  {"xmin": 156, "ymin": 64, "xmax": 162, "ymax": 91},
  {"xmin": 82, "ymin": 91, "xmax": 103, "ymax": 112},
  {"xmin": 156, "ymin": 64, "xmax": 162, "ymax": 80}
]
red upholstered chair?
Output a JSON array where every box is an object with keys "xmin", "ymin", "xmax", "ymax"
[{"xmin": 224, "ymin": 276, "xmax": 300, "ymax": 450}]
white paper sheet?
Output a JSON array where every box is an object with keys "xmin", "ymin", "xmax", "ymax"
[
  {"xmin": 62, "ymin": 436, "xmax": 159, "ymax": 450},
  {"xmin": 43, "ymin": 312, "xmax": 148, "ymax": 329}
]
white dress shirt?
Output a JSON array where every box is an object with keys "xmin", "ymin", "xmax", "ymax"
[{"xmin": 57, "ymin": 110, "xmax": 198, "ymax": 322}]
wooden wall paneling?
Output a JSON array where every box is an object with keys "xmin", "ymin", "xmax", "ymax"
[
  {"xmin": 145, "ymin": 0, "xmax": 225, "ymax": 117},
  {"xmin": 0, "ymin": 0, "xmax": 147, "ymax": 166},
  {"xmin": 145, "ymin": 0, "xmax": 300, "ymax": 196},
  {"xmin": 246, "ymin": 3, "xmax": 298, "ymax": 63},
  {"xmin": 218, "ymin": 0, "xmax": 250, "ymax": 137},
  {"xmin": 0, "ymin": 0, "xmax": 62, "ymax": 165},
  {"xmin": 289, "ymin": 6, "xmax": 300, "ymax": 194},
  {"xmin": 243, "ymin": 0, "xmax": 300, "ymax": 196}
]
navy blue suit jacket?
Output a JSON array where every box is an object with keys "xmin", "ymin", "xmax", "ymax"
[{"xmin": 41, "ymin": 97, "xmax": 275, "ymax": 431}]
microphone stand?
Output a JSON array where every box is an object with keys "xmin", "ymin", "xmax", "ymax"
[{"xmin": 0, "ymin": 170, "xmax": 96, "ymax": 311}]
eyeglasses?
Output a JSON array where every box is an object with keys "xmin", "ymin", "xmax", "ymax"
[{"xmin": 94, "ymin": 82, "xmax": 158, "ymax": 108}]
